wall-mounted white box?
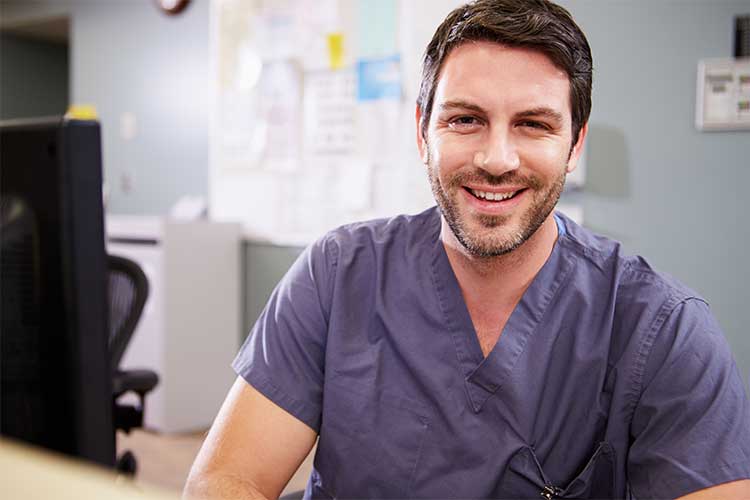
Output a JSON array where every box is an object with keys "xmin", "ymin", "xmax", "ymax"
[{"xmin": 696, "ymin": 57, "xmax": 750, "ymax": 131}]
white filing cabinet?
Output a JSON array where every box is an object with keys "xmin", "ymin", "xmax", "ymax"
[{"xmin": 106, "ymin": 216, "xmax": 241, "ymax": 433}]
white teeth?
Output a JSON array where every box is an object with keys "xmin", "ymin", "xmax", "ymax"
[{"xmin": 471, "ymin": 189, "xmax": 517, "ymax": 201}]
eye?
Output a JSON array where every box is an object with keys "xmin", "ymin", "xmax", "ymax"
[
  {"xmin": 518, "ymin": 120, "xmax": 550, "ymax": 131},
  {"xmin": 448, "ymin": 115, "xmax": 482, "ymax": 130}
]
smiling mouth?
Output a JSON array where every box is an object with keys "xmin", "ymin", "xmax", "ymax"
[{"xmin": 467, "ymin": 187, "xmax": 524, "ymax": 201}]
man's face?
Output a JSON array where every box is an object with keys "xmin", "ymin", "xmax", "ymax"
[{"xmin": 416, "ymin": 42, "xmax": 586, "ymax": 257}]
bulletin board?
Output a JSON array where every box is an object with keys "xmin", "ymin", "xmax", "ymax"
[{"xmin": 208, "ymin": 0, "xmax": 585, "ymax": 244}]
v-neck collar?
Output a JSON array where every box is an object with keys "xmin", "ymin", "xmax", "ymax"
[{"xmin": 430, "ymin": 211, "xmax": 574, "ymax": 413}]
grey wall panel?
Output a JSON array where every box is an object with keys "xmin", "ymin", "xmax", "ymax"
[
  {"xmin": 0, "ymin": 34, "xmax": 68, "ymax": 120},
  {"xmin": 242, "ymin": 242, "xmax": 304, "ymax": 343}
]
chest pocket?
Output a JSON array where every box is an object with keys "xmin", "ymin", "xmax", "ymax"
[
  {"xmin": 494, "ymin": 443, "xmax": 615, "ymax": 499},
  {"xmin": 313, "ymin": 378, "xmax": 431, "ymax": 499}
]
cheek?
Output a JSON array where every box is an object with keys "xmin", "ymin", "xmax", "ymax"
[
  {"xmin": 430, "ymin": 135, "xmax": 474, "ymax": 173},
  {"xmin": 518, "ymin": 139, "xmax": 569, "ymax": 174}
]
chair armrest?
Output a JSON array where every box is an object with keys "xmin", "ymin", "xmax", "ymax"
[{"xmin": 113, "ymin": 369, "xmax": 159, "ymax": 398}]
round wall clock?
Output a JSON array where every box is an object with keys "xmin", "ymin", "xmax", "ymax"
[{"xmin": 155, "ymin": 0, "xmax": 190, "ymax": 16}]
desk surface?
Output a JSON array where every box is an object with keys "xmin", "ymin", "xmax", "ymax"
[{"xmin": 0, "ymin": 439, "xmax": 176, "ymax": 500}]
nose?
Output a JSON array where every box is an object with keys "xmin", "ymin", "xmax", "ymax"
[{"xmin": 474, "ymin": 130, "xmax": 520, "ymax": 175}]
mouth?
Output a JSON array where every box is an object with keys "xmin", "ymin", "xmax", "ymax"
[{"xmin": 465, "ymin": 187, "xmax": 525, "ymax": 202}]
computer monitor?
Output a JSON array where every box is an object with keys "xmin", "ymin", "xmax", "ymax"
[{"xmin": 1, "ymin": 116, "xmax": 115, "ymax": 467}]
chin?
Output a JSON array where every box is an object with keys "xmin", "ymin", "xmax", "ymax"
[
  {"xmin": 450, "ymin": 218, "xmax": 526, "ymax": 257},
  {"xmin": 462, "ymin": 234, "xmax": 526, "ymax": 257}
]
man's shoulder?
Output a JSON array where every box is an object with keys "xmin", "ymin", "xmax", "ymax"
[
  {"xmin": 555, "ymin": 211, "xmax": 703, "ymax": 307},
  {"xmin": 555, "ymin": 214, "xmax": 723, "ymax": 398}
]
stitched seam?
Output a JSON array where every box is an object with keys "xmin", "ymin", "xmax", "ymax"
[
  {"xmin": 624, "ymin": 295, "xmax": 685, "ymax": 425},
  {"xmin": 430, "ymin": 241, "xmax": 467, "ymax": 371},
  {"xmin": 492, "ymin": 252, "xmax": 575, "ymax": 398},
  {"xmin": 243, "ymin": 369, "xmax": 321, "ymax": 431},
  {"xmin": 555, "ymin": 223, "xmax": 619, "ymax": 273},
  {"xmin": 527, "ymin": 252, "xmax": 575, "ymax": 341},
  {"xmin": 407, "ymin": 417, "xmax": 430, "ymax": 496},
  {"xmin": 322, "ymin": 234, "xmax": 339, "ymax": 327}
]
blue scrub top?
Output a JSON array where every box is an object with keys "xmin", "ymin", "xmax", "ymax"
[{"xmin": 233, "ymin": 207, "xmax": 750, "ymax": 499}]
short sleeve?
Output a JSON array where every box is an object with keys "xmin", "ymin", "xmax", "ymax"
[
  {"xmin": 628, "ymin": 298, "xmax": 750, "ymax": 498},
  {"xmin": 232, "ymin": 235, "xmax": 337, "ymax": 432}
]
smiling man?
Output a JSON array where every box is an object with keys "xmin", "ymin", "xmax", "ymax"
[{"xmin": 185, "ymin": 1, "xmax": 750, "ymax": 499}]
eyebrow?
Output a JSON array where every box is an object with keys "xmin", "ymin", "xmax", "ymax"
[
  {"xmin": 438, "ymin": 100, "xmax": 565, "ymax": 126},
  {"xmin": 438, "ymin": 100, "xmax": 487, "ymax": 115},
  {"xmin": 515, "ymin": 107, "xmax": 565, "ymax": 126}
]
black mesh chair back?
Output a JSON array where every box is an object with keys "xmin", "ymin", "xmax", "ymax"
[
  {"xmin": 108, "ymin": 254, "xmax": 149, "ymax": 371},
  {"xmin": 107, "ymin": 254, "xmax": 158, "ymax": 475}
]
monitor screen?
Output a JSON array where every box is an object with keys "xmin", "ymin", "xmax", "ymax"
[{"xmin": 1, "ymin": 116, "xmax": 115, "ymax": 467}]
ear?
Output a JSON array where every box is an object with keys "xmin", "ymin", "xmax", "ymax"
[
  {"xmin": 415, "ymin": 104, "xmax": 429, "ymax": 164},
  {"xmin": 565, "ymin": 122, "xmax": 588, "ymax": 174}
]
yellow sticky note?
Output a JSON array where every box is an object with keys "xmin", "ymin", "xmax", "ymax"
[
  {"xmin": 65, "ymin": 104, "xmax": 98, "ymax": 121},
  {"xmin": 327, "ymin": 32, "xmax": 345, "ymax": 70}
]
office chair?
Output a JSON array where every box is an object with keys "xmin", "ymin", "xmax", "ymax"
[{"xmin": 107, "ymin": 254, "xmax": 159, "ymax": 475}]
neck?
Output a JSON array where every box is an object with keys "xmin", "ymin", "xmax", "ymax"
[{"xmin": 441, "ymin": 214, "xmax": 560, "ymax": 303}]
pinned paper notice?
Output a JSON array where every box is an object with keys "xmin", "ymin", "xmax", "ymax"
[
  {"xmin": 357, "ymin": 55, "xmax": 401, "ymax": 101},
  {"xmin": 327, "ymin": 32, "xmax": 345, "ymax": 69},
  {"xmin": 304, "ymin": 69, "xmax": 356, "ymax": 156}
]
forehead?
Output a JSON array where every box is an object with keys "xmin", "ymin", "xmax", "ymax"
[{"xmin": 433, "ymin": 41, "xmax": 572, "ymax": 119}]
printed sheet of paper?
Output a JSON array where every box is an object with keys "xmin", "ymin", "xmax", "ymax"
[{"xmin": 303, "ymin": 69, "xmax": 357, "ymax": 157}]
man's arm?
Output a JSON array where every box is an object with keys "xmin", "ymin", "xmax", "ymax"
[
  {"xmin": 183, "ymin": 377, "xmax": 317, "ymax": 500},
  {"xmin": 676, "ymin": 480, "xmax": 750, "ymax": 499}
]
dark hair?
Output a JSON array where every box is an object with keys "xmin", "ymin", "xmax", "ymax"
[{"xmin": 417, "ymin": 0, "xmax": 593, "ymax": 145}]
